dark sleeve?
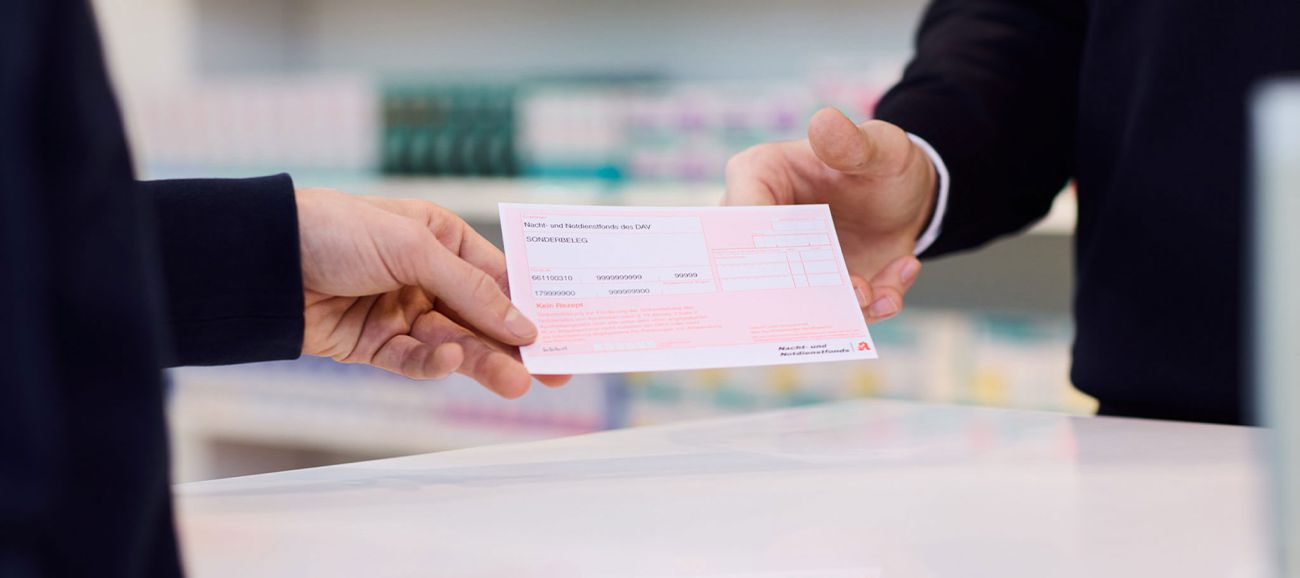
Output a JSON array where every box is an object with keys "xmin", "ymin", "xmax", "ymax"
[
  {"xmin": 141, "ymin": 174, "xmax": 305, "ymax": 366},
  {"xmin": 874, "ymin": 0, "xmax": 1086, "ymax": 257}
]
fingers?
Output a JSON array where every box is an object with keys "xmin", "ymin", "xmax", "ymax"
[
  {"xmin": 340, "ymin": 296, "xmax": 569, "ymax": 396},
  {"xmin": 853, "ymin": 255, "xmax": 921, "ymax": 323},
  {"xmin": 535, "ymin": 374, "xmax": 572, "ymax": 388},
  {"xmin": 851, "ymin": 274, "xmax": 873, "ymax": 311},
  {"xmin": 359, "ymin": 197, "xmax": 529, "ymax": 347},
  {"xmin": 722, "ymin": 141, "xmax": 806, "ymax": 206},
  {"xmin": 808, "ymin": 108, "xmax": 914, "ymax": 179},
  {"xmin": 389, "ymin": 226, "xmax": 538, "ymax": 347},
  {"xmin": 363, "ymin": 197, "xmax": 511, "ymax": 292},
  {"xmin": 441, "ymin": 219, "xmax": 511, "ymax": 292},
  {"xmin": 367, "ymin": 311, "xmax": 529, "ymax": 398},
  {"xmin": 725, "ymin": 111, "xmax": 917, "ymax": 211},
  {"xmin": 410, "ymin": 312, "xmax": 533, "ymax": 399},
  {"xmin": 370, "ymin": 335, "xmax": 463, "ymax": 380},
  {"xmin": 323, "ymin": 195, "xmax": 568, "ymax": 391},
  {"xmin": 432, "ymin": 302, "xmax": 573, "ymax": 388}
]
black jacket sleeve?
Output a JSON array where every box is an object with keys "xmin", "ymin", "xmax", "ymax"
[
  {"xmin": 141, "ymin": 175, "xmax": 305, "ymax": 366},
  {"xmin": 874, "ymin": 0, "xmax": 1086, "ymax": 257}
]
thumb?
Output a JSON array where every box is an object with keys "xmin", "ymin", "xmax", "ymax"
[
  {"xmin": 808, "ymin": 108, "xmax": 914, "ymax": 179},
  {"xmin": 391, "ymin": 226, "xmax": 539, "ymax": 346}
]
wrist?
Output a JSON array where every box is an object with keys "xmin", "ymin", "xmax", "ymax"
[{"xmin": 904, "ymin": 143, "xmax": 937, "ymax": 241}]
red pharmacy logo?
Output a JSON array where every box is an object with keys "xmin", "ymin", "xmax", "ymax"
[{"xmin": 857, "ymin": 341, "xmax": 871, "ymax": 351}]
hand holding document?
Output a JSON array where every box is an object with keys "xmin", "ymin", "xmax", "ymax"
[{"xmin": 500, "ymin": 204, "xmax": 877, "ymax": 374}]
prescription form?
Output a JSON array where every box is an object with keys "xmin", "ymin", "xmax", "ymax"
[{"xmin": 500, "ymin": 203, "xmax": 877, "ymax": 374}]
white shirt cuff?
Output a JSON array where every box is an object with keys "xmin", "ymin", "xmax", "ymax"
[{"xmin": 907, "ymin": 133, "xmax": 949, "ymax": 256}]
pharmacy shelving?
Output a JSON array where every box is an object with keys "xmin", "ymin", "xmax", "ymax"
[
  {"xmin": 167, "ymin": 360, "xmax": 614, "ymax": 482},
  {"xmin": 289, "ymin": 175, "xmax": 1078, "ymax": 236},
  {"xmin": 142, "ymin": 167, "xmax": 1079, "ymax": 237},
  {"xmin": 167, "ymin": 309, "xmax": 1094, "ymax": 483},
  {"xmin": 170, "ymin": 378, "xmax": 576, "ymax": 457}
]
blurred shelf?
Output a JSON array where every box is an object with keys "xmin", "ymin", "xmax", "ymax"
[
  {"xmin": 312, "ymin": 175, "xmax": 1078, "ymax": 236},
  {"xmin": 349, "ymin": 177, "xmax": 724, "ymax": 222},
  {"xmin": 165, "ymin": 305, "xmax": 1089, "ymax": 481},
  {"xmin": 354, "ymin": 178, "xmax": 608, "ymax": 222},
  {"xmin": 169, "ymin": 392, "xmax": 569, "ymax": 454},
  {"xmin": 166, "ymin": 364, "xmax": 609, "ymax": 482},
  {"xmin": 170, "ymin": 394, "xmax": 566, "ymax": 458}
]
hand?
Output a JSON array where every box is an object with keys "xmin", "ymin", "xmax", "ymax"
[
  {"xmin": 295, "ymin": 188, "xmax": 570, "ymax": 398},
  {"xmin": 724, "ymin": 108, "xmax": 937, "ymax": 322}
]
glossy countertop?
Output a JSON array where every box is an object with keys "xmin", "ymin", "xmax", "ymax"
[{"xmin": 176, "ymin": 399, "xmax": 1269, "ymax": 577}]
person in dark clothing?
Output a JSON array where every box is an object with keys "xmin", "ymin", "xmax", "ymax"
[
  {"xmin": 726, "ymin": 0, "xmax": 1300, "ymax": 425},
  {"xmin": 1, "ymin": 1, "xmax": 565, "ymax": 576}
]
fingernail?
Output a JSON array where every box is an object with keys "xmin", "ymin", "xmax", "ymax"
[
  {"xmin": 901, "ymin": 259, "xmax": 920, "ymax": 284},
  {"xmin": 855, "ymin": 286, "xmax": 869, "ymax": 308},
  {"xmin": 505, "ymin": 308, "xmax": 537, "ymax": 340},
  {"xmin": 868, "ymin": 297, "xmax": 898, "ymax": 319}
]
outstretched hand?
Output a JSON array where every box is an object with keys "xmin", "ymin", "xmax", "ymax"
[
  {"xmin": 295, "ymin": 188, "xmax": 569, "ymax": 398},
  {"xmin": 723, "ymin": 108, "xmax": 937, "ymax": 322}
]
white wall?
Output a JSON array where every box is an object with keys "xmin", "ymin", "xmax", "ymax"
[
  {"xmin": 192, "ymin": 0, "xmax": 927, "ymax": 79},
  {"xmin": 94, "ymin": 0, "xmax": 929, "ymax": 86},
  {"xmin": 93, "ymin": 0, "xmax": 196, "ymax": 92}
]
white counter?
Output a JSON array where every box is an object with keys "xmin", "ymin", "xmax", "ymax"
[{"xmin": 176, "ymin": 399, "xmax": 1268, "ymax": 577}]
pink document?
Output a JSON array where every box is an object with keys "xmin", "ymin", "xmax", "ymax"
[{"xmin": 500, "ymin": 203, "xmax": 878, "ymax": 374}]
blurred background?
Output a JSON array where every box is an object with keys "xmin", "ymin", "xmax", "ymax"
[{"xmin": 93, "ymin": 0, "xmax": 1092, "ymax": 483}]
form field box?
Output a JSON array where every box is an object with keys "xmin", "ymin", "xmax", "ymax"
[
  {"xmin": 714, "ymin": 253, "xmax": 790, "ymax": 266},
  {"xmin": 754, "ymin": 234, "xmax": 830, "ymax": 248},
  {"xmin": 722, "ymin": 276, "xmax": 796, "ymax": 291},
  {"xmin": 802, "ymin": 260, "xmax": 839, "ymax": 275},
  {"xmin": 718, "ymin": 262, "xmax": 791, "ymax": 278},
  {"xmin": 800, "ymin": 249, "xmax": 834, "ymax": 261},
  {"xmin": 808, "ymin": 273, "xmax": 843, "ymax": 287}
]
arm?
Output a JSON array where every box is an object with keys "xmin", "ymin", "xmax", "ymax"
[
  {"xmin": 724, "ymin": 0, "xmax": 1085, "ymax": 320},
  {"xmin": 143, "ymin": 175, "xmax": 305, "ymax": 366},
  {"xmin": 875, "ymin": 0, "xmax": 1086, "ymax": 256},
  {"xmin": 146, "ymin": 178, "xmax": 568, "ymax": 397}
]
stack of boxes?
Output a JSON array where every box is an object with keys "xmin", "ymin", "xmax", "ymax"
[{"xmin": 130, "ymin": 74, "xmax": 887, "ymax": 184}]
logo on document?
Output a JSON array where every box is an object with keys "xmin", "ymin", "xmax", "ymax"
[{"xmin": 857, "ymin": 341, "xmax": 871, "ymax": 351}]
